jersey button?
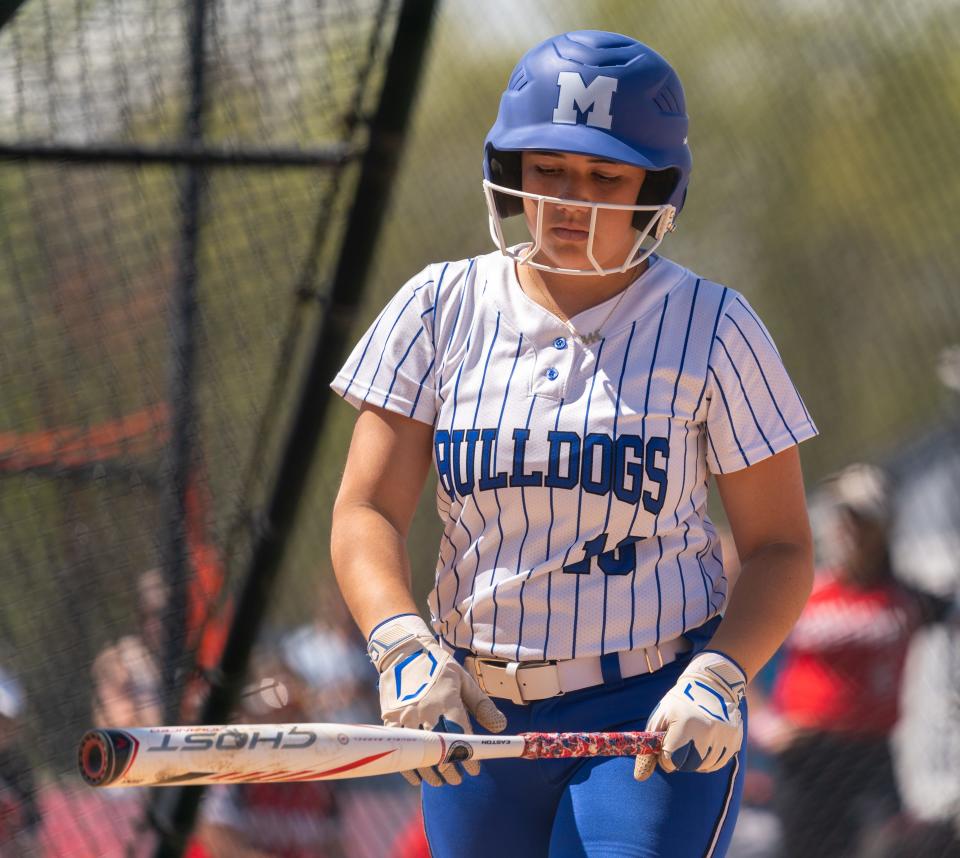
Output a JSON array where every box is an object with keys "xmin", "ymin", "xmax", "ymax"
[
  {"xmin": 545, "ymin": 367, "xmax": 559, "ymax": 381},
  {"xmin": 553, "ymin": 337, "xmax": 567, "ymax": 350}
]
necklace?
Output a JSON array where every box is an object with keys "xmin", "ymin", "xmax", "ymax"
[{"xmin": 526, "ymin": 272, "xmax": 634, "ymax": 346}]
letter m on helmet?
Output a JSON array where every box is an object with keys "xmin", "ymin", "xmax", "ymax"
[{"xmin": 552, "ymin": 72, "xmax": 619, "ymax": 130}]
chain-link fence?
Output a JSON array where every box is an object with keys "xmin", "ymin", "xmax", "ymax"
[{"xmin": 2, "ymin": 1, "xmax": 959, "ymax": 856}]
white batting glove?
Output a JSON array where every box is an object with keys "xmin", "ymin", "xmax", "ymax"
[
  {"xmin": 367, "ymin": 614, "xmax": 507, "ymax": 787},
  {"xmin": 644, "ymin": 650, "xmax": 746, "ymax": 775}
]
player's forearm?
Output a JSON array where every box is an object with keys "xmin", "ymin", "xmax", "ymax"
[
  {"xmin": 706, "ymin": 541, "xmax": 814, "ymax": 681},
  {"xmin": 331, "ymin": 499, "xmax": 421, "ymax": 638}
]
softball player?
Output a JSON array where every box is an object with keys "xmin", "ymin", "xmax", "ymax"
[{"xmin": 331, "ymin": 31, "xmax": 817, "ymax": 857}]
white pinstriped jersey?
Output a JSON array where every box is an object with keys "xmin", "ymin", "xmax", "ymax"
[{"xmin": 332, "ymin": 250, "xmax": 817, "ymax": 662}]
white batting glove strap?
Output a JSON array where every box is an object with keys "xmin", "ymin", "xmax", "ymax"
[
  {"xmin": 367, "ymin": 614, "xmax": 507, "ymax": 787},
  {"xmin": 646, "ymin": 650, "xmax": 746, "ymax": 774},
  {"xmin": 367, "ymin": 613, "xmax": 430, "ymax": 671}
]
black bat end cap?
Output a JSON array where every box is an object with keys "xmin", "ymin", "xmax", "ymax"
[{"xmin": 78, "ymin": 730, "xmax": 112, "ymax": 786}]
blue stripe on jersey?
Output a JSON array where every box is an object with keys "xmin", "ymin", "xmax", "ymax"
[
  {"xmin": 723, "ymin": 312, "xmax": 798, "ymax": 444},
  {"xmin": 409, "ymin": 305, "xmax": 439, "ymax": 416},
  {"xmin": 564, "ymin": 339, "xmax": 606, "ymax": 660},
  {"xmin": 653, "ymin": 536, "xmax": 664, "ymax": 645},
  {"xmin": 429, "ymin": 528, "xmax": 453, "ymax": 626},
  {"xmin": 677, "ymin": 521, "xmax": 690, "ymax": 628},
  {"xmin": 665, "ymin": 283, "xmax": 700, "ymax": 529},
  {"xmin": 470, "ymin": 315, "xmax": 503, "ymax": 460},
  {"xmin": 695, "ymin": 539, "xmax": 713, "ymax": 616},
  {"xmin": 542, "ymin": 397, "xmax": 566, "ymax": 660},
  {"xmin": 626, "ymin": 295, "xmax": 669, "ymax": 648},
  {"xmin": 544, "ymin": 398, "xmax": 566, "ymax": 562},
  {"xmin": 488, "ymin": 334, "xmax": 525, "ymax": 657},
  {"xmin": 431, "ymin": 263, "xmax": 452, "ymax": 392},
  {"xmin": 514, "ymin": 394, "xmax": 540, "ymax": 660},
  {"xmin": 442, "ymin": 317, "xmax": 479, "ymax": 643},
  {"xmin": 668, "ymin": 286, "xmax": 702, "ymax": 530},
  {"xmin": 716, "ymin": 335, "xmax": 775, "ymax": 458},
  {"xmin": 637, "ymin": 293, "xmax": 669, "ymax": 501},
  {"xmin": 705, "ymin": 425, "xmax": 725, "ymax": 474},
  {"xmin": 440, "ymin": 258, "xmax": 475, "ymax": 363},
  {"xmin": 672, "ymin": 423, "xmax": 691, "ymax": 529},
  {"xmin": 438, "ymin": 529, "xmax": 463, "ymax": 640},
  {"xmin": 465, "ymin": 314, "xmax": 501, "ymax": 648},
  {"xmin": 341, "ymin": 302, "xmax": 394, "ymax": 399},
  {"xmin": 431, "ymin": 263, "xmax": 449, "ymax": 352},
  {"xmin": 707, "ymin": 364, "xmax": 750, "ymax": 469},
  {"xmin": 734, "ymin": 295, "xmax": 814, "ymax": 427},
  {"xmin": 733, "ymin": 296, "xmax": 779, "ymax": 355},
  {"xmin": 670, "ymin": 280, "xmax": 701, "ymax": 420},
  {"xmin": 707, "ymin": 547, "xmax": 723, "ymax": 613},
  {"xmin": 598, "ymin": 320, "xmax": 637, "ymax": 655},
  {"xmin": 693, "ymin": 287, "xmax": 730, "ymax": 417},
  {"xmin": 362, "ymin": 288, "xmax": 424, "ymax": 401},
  {"xmin": 381, "ymin": 327, "xmax": 424, "ymax": 408},
  {"xmin": 409, "ymin": 356, "xmax": 435, "ymax": 418}
]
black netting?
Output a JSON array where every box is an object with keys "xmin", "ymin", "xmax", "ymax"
[{"xmin": 1, "ymin": 1, "xmax": 408, "ymax": 855}]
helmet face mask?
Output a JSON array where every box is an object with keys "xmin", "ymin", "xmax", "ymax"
[
  {"xmin": 482, "ymin": 178, "xmax": 675, "ymax": 276},
  {"xmin": 483, "ymin": 31, "xmax": 691, "ymax": 275}
]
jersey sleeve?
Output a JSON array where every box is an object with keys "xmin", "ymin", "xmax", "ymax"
[
  {"xmin": 330, "ymin": 267, "xmax": 438, "ymax": 425},
  {"xmin": 704, "ymin": 293, "xmax": 818, "ymax": 474}
]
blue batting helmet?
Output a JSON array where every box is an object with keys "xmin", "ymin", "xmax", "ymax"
[{"xmin": 483, "ymin": 31, "xmax": 692, "ymax": 224}]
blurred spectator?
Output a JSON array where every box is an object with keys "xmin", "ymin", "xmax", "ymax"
[
  {"xmin": 90, "ymin": 568, "xmax": 165, "ymax": 728},
  {"xmin": 279, "ymin": 598, "xmax": 378, "ymax": 724},
  {"xmin": 890, "ymin": 601, "xmax": 960, "ymax": 850},
  {"xmin": 193, "ymin": 644, "xmax": 346, "ymax": 858},
  {"xmin": 751, "ymin": 464, "xmax": 951, "ymax": 858},
  {"xmin": 279, "ymin": 597, "xmax": 423, "ymax": 857},
  {"xmin": 887, "ymin": 352, "xmax": 960, "ymax": 835},
  {"xmin": 0, "ymin": 666, "xmax": 40, "ymax": 855}
]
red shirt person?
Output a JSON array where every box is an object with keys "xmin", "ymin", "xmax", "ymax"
[
  {"xmin": 772, "ymin": 569, "xmax": 921, "ymax": 736},
  {"xmin": 761, "ymin": 464, "xmax": 926, "ymax": 858}
]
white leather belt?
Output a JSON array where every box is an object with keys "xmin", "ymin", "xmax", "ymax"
[{"xmin": 463, "ymin": 637, "xmax": 690, "ymax": 705}]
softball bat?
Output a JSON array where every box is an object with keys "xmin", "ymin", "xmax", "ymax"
[{"xmin": 78, "ymin": 723, "xmax": 664, "ymax": 787}]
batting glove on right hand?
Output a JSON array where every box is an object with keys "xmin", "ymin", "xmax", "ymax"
[
  {"xmin": 367, "ymin": 614, "xmax": 507, "ymax": 787},
  {"xmin": 645, "ymin": 650, "xmax": 746, "ymax": 775}
]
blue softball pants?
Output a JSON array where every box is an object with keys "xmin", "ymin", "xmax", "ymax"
[{"xmin": 421, "ymin": 642, "xmax": 746, "ymax": 858}]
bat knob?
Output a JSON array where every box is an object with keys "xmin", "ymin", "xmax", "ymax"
[{"xmin": 78, "ymin": 729, "xmax": 136, "ymax": 787}]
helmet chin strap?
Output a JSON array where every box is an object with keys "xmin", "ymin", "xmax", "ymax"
[{"xmin": 482, "ymin": 179, "xmax": 676, "ymax": 276}]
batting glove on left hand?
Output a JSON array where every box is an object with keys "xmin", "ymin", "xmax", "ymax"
[
  {"xmin": 367, "ymin": 614, "xmax": 507, "ymax": 787},
  {"xmin": 644, "ymin": 650, "xmax": 746, "ymax": 775}
]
